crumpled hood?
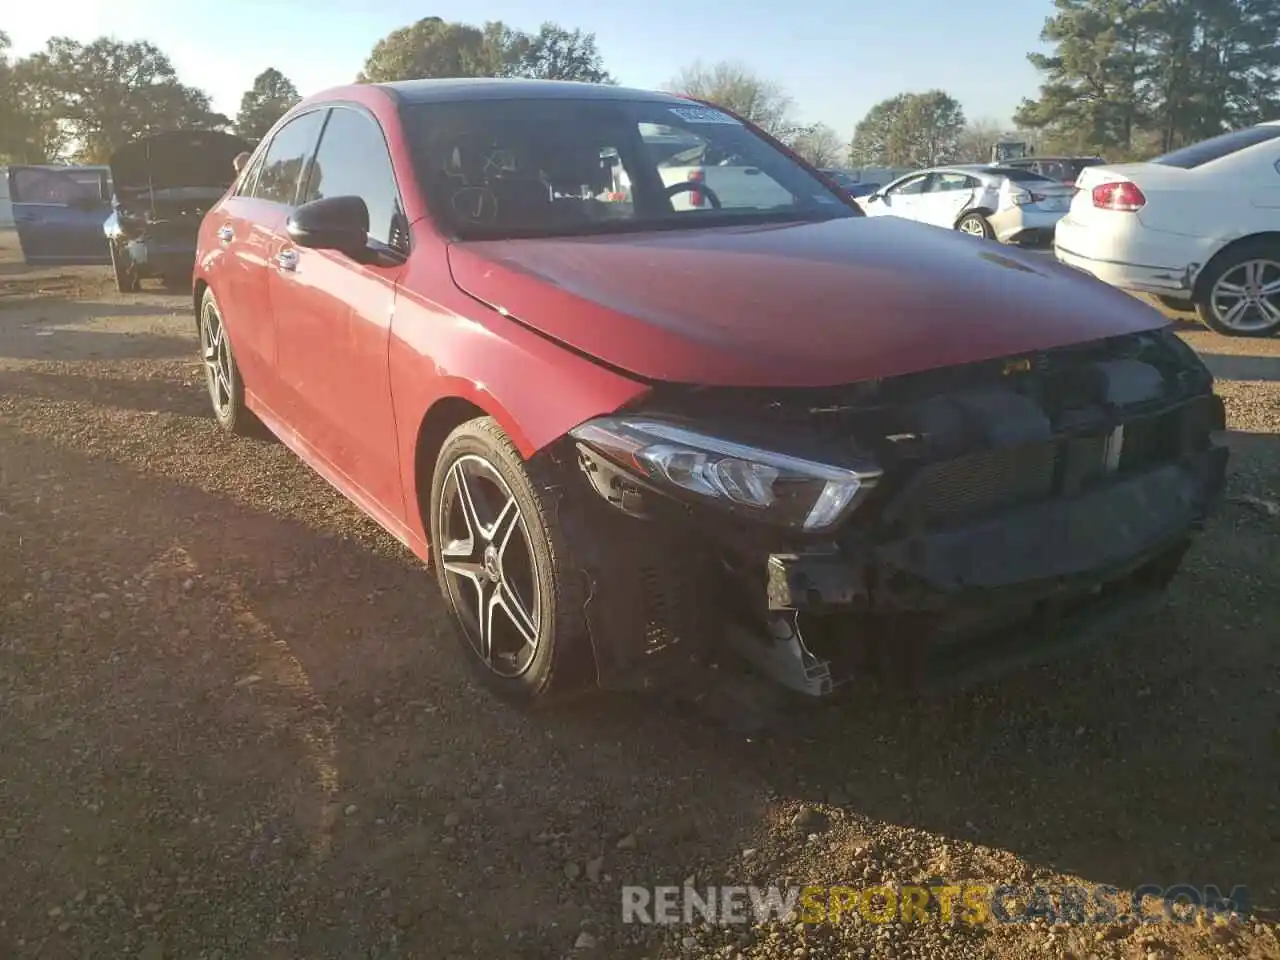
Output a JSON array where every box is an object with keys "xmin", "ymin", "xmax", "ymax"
[
  {"xmin": 446, "ymin": 216, "xmax": 1170, "ymax": 388},
  {"xmin": 109, "ymin": 130, "xmax": 250, "ymax": 194}
]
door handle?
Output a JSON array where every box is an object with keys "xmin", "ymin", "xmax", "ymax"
[
  {"xmin": 275, "ymin": 249, "xmax": 298, "ymax": 271},
  {"xmin": 217, "ymin": 224, "xmax": 234, "ymax": 244}
]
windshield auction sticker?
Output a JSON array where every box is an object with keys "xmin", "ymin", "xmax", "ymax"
[{"xmin": 668, "ymin": 106, "xmax": 742, "ymax": 125}]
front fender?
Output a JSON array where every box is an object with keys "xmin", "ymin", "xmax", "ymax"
[{"xmin": 388, "ymin": 268, "xmax": 651, "ymax": 546}]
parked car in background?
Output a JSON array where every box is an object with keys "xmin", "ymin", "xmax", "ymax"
[
  {"xmin": 861, "ymin": 164, "xmax": 1074, "ymax": 246},
  {"xmin": 1003, "ymin": 155, "xmax": 1107, "ymax": 187},
  {"xmin": 5, "ymin": 164, "xmax": 112, "ymax": 265},
  {"xmin": 1055, "ymin": 121, "xmax": 1280, "ymax": 336},
  {"xmin": 818, "ymin": 168, "xmax": 881, "ymax": 199},
  {"xmin": 105, "ymin": 130, "xmax": 249, "ymax": 291}
]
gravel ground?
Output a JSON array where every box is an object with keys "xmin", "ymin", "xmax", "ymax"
[{"xmin": 1, "ymin": 231, "xmax": 1279, "ymax": 960}]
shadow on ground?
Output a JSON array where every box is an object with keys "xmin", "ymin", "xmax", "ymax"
[
  {"xmin": 1, "ymin": 401, "xmax": 1276, "ymax": 957},
  {"xmin": 1199, "ymin": 352, "xmax": 1280, "ymax": 383}
]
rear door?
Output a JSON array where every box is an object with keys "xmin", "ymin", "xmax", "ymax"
[
  {"xmin": 918, "ymin": 171, "xmax": 979, "ymax": 226},
  {"xmin": 268, "ymin": 104, "xmax": 410, "ymax": 519},
  {"xmin": 210, "ymin": 108, "xmax": 328, "ymax": 402},
  {"xmin": 8, "ymin": 165, "xmax": 112, "ymax": 265}
]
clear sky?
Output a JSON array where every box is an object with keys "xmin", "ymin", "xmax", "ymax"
[{"xmin": 6, "ymin": 0, "xmax": 1053, "ymax": 135}]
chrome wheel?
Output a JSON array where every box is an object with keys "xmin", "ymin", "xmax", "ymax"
[
  {"xmin": 200, "ymin": 300, "xmax": 233, "ymax": 416},
  {"xmin": 438, "ymin": 454, "xmax": 541, "ymax": 678},
  {"xmin": 1209, "ymin": 259, "xmax": 1280, "ymax": 333}
]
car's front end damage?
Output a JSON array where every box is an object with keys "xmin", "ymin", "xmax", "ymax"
[
  {"xmin": 106, "ymin": 131, "xmax": 249, "ymax": 285},
  {"xmin": 561, "ymin": 326, "xmax": 1227, "ymax": 696}
]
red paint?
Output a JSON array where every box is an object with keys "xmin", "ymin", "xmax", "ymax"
[
  {"xmin": 448, "ymin": 217, "xmax": 1168, "ymax": 387},
  {"xmin": 194, "ymin": 82, "xmax": 1171, "ymax": 561}
]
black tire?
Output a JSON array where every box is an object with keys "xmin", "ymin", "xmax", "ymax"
[
  {"xmin": 198, "ymin": 288, "xmax": 260, "ymax": 436},
  {"xmin": 429, "ymin": 416, "xmax": 594, "ymax": 705},
  {"xmin": 956, "ymin": 212, "xmax": 995, "ymax": 240},
  {"xmin": 110, "ymin": 242, "xmax": 140, "ymax": 293},
  {"xmin": 1193, "ymin": 239, "xmax": 1280, "ymax": 337}
]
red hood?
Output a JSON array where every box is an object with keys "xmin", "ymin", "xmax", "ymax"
[{"xmin": 445, "ymin": 217, "xmax": 1169, "ymax": 388}]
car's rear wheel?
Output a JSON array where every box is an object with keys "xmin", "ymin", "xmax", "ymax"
[
  {"xmin": 198, "ymin": 288, "xmax": 259, "ymax": 435},
  {"xmin": 110, "ymin": 241, "xmax": 140, "ymax": 293},
  {"xmin": 1194, "ymin": 240, "xmax": 1280, "ymax": 337},
  {"xmin": 956, "ymin": 212, "xmax": 995, "ymax": 240},
  {"xmin": 429, "ymin": 417, "xmax": 594, "ymax": 704}
]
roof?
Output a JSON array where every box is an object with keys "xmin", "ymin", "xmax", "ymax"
[{"xmin": 374, "ymin": 78, "xmax": 687, "ymax": 106}]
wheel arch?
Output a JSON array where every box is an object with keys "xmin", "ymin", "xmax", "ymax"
[
  {"xmin": 1192, "ymin": 231, "xmax": 1280, "ymax": 301},
  {"xmin": 192, "ymin": 278, "xmax": 208, "ymax": 334},
  {"xmin": 411, "ymin": 394, "xmax": 493, "ymax": 534},
  {"xmin": 955, "ymin": 207, "xmax": 995, "ymax": 226}
]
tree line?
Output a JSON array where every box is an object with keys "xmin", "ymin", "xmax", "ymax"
[
  {"xmin": 847, "ymin": 0, "xmax": 1280, "ymax": 168},
  {"xmin": 0, "ymin": 17, "xmax": 612, "ymax": 165},
  {"xmin": 4, "ymin": 2, "xmax": 1277, "ymax": 171}
]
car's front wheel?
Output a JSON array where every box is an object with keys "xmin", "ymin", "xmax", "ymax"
[
  {"xmin": 429, "ymin": 417, "xmax": 594, "ymax": 704},
  {"xmin": 956, "ymin": 212, "xmax": 995, "ymax": 240},
  {"xmin": 198, "ymin": 288, "xmax": 259, "ymax": 435},
  {"xmin": 1194, "ymin": 240, "xmax": 1280, "ymax": 337}
]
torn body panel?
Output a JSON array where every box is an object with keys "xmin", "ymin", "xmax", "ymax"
[{"xmin": 566, "ymin": 328, "xmax": 1228, "ymax": 695}]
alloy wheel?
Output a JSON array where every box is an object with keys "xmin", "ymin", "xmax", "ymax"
[
  {"xmin": 438, "ymin": 454, "xmax": 541, "ymax": 677},
  {"xmin": 958, "ymin": 217, "xmax": 987, "ymax": 237},
  {"xmin": 1209, "ymin": 259, "xmax": 1280, "ymax": 333},
  {"xmin": 200, "ymin": 300, "xmax": 233, "ymax": 416}
]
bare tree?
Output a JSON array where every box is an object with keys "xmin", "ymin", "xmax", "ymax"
[
  {"xmin": 790, "ymin": 123, "xmax": 845, "ymax": 167},
  {"xmin": 956, "ymin": 118, "xmax": 1005, "ymax": 162},
  {"xmin": 665, "ymin": 60, "xmax": 796, "ymax": 140}
]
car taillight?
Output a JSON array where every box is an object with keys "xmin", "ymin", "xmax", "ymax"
[
  {"xmin": 687, "ymin": 169, "xmax": 704, "ymax": 208},
  {"xmin": 1092, "ymin": 181, "xmax": 1146, "ymax": 212}
]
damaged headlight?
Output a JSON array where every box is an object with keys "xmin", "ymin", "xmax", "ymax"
[{"xmin": 569, "ymin": 417, "xmax": 881, "ymax": 532}]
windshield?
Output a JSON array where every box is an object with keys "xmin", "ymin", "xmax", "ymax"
[{"xmin": 401, "ymin": 98, "xmax": 857, "ymax": 240}]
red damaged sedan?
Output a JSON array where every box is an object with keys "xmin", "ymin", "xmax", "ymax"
[{"xmin": 193, "ymin": 79, "xmax": 1227, "ymax": 703}]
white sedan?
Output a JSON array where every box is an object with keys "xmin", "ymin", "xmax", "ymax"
[
  {"xmin": 860, "ymin": 164, "xmax": 1074, "ymax": 246},
  {"xmin": 1054, "ymin": 121, "xmax": 1280, "ymax": 337}
]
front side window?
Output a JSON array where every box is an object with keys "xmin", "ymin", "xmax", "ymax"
[
  {"xmin": 400, "ymin": 97, "xmax": 856, "ymax": 240},
  {"xmin": 888, "ymin": 174, "xmax": 929, "ymax": 196},
  {"xmin": 253, "ymin": 110, "xmax": 325, "ymax": 206},
  {"xmin": 301, "ymin": 106, "xmax": 407, "ymax": 248}
]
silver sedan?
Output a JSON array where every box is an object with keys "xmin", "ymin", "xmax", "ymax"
[{"xmin": 859, "ymin": 164, "xmax": 1075, "ymax": 246}]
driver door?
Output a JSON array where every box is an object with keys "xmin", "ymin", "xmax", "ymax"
[
  {"xmin": 8, "ymin": 165, "xmax": 112, "ymax": 265},
  {"xmin": 863, "ymin": 173, "xmax": 930, "ymax": 221}
]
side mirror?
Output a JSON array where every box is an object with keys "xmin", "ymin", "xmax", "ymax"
[{"xmin": 286, "ymin": 195, "xmax": 370, "ymax": 256}]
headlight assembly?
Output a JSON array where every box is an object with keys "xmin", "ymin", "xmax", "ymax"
[{"xmin": 569, "ymin": 417, "xmax": 881, "ymax": 533}]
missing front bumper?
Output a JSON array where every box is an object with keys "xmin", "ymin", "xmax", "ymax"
[{"xmin": 737, "ymin": 445, "xmax": 1227, "ymax": 695}]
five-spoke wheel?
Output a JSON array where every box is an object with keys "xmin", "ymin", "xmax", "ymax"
[
  {"xmin": 438, "ymin": 454, "xmax": 541, "ymax": 677},
  {"xmin": 198, "ymin": 289, "xmax": 259, "ymax": 435},
  {"xmin": 429, "ymin": 417, "xmax": 594, "ymax": 703}
]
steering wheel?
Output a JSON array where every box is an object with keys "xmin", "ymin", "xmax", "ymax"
[{"xmin": 664, "ymin": 180, "xmax": 723, "ymax": 209}]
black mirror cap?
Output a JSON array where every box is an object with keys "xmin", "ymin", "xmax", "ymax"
[{"xmin": 286, "ymin": 195, "xmax": 370, "ymax": 254}]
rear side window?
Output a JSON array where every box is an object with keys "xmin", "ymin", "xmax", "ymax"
[
  {"xmin": 1153, "ymin": 126, "xmax": 1280, "ymax": 169},
  {"xmin": 301, "ymin": 106, "xmax": 407, "ymax": 249},
  {"xmin": 253, "ymin": 110, "xmax": 325, "ymax": 206}
]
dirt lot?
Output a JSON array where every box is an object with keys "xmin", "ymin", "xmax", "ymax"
[{"xmin": 1, "ymin": 229, "xmax": 1279, "ymax": 960}]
